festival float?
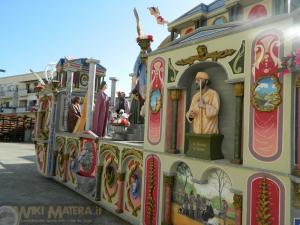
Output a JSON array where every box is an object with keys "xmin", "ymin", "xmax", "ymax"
[{"xmin": 33, "ymin": 1, "xmax": 300, "ymax": 224}]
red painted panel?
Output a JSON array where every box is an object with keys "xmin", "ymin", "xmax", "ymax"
[
  {"xmin": 249, "ymin": 31, "xmax": 283, "ymax": 161},
  {"xmin": 247, "ymin": 173, "xmax": 285, "ymax": 225},
  {"xmin": 143, "ymin": 155, "xmax": 160, "ymax": 225},
  {"xmin": 248, "ymin": 4, "xmax": 268, "ymax": 19},
  {"xmin": 148, "ymin": 57, "xmax": 165, "ymax": 145}
]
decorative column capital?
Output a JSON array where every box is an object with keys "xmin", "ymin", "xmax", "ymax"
[
  {"xmin": 109, "ymin": 77, "xmax": 119, "ymax": 82},
  {"xmin": 163, "ymin": 175, "xmax": 174, "ymax": 187},
  {"xmin": 234, "ymin": 82, "xmax": 244, "ymax": 97},
  {"xmin": 233, "ymin": 193, "xmax": 243, "ymax": 209},
  {"xmin": 294, "ymin": 182, "xmax": 300, "ymax": 208},
  {"xmin": 169, "ymin": 89, "xmax": 181, "ymax": 100},
  {"xmin": 117, "ymin": 172, "xmax": 126, "ymax": 182},
  {"xmin": 296, "ymin": 74, "xmax": 300, "ymax": 88},
  {"xmin": 86, "ymin": 58, "xmax": 100, "ymax": 65}
]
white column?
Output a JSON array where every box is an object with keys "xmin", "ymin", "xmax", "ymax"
[
  {"xmin": 86, "ymin": 58, "xmax": 100, "ymax": 131},
  {"xmin": 64, "ymin": 70, "xmax": 74, "ymax": 131},
  {"xmin": 109, "ymin": 77, "xmax": 118, "ymax": 108}
]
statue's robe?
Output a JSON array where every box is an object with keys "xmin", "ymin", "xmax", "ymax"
[
  {"xmin": 129, "ymin": 98, "xmax": 144, "ymax": 124},
  {"xmin": 186, "ymin": 88, "xmax": 220, "ymax": 134},
  {"xmin": 73, "ymin": 96, "xmax": 87, "ymax": 133},
  {"xmin": 92, "ymin": 91, "xmax": 109, "ymax": 137},
  {"xmin": 67, "ymin": 103, "xmax": 81, "ymax": 133}
]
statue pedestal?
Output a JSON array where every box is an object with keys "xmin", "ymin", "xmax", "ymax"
[
  {"xmin": 112, "ymin": 125, "xmax": 127, "ymax": 141},
  {"xmin": 125, "ymin": 124, "xmax": 144, "ymax": 141},
  {"xmin": 186, "ymin": 133, "xmax": 223, "ymax": 160}
]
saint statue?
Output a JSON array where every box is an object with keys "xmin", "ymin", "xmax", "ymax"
[
  {"xmin": 92, "ymin": 81, "xmax": 110, "ymax": 137},
  {"xmin": 129, "ymin": 88, "xmax": 144, "ymax": 124},
  {"xmin": 186, "ymin": 72, "xmax": 220, "ymax": 134},
  {"xmin": 67, "ymin": 96, "xmax": 81, "ymax": 133}
]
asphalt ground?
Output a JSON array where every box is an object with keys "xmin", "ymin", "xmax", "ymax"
[{"xmin": 0, "ymin": 143, "xmax": 129, "ymax": 225}]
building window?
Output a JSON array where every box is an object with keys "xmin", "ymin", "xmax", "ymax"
[
  {"xmin": 248, "ymin": 4, "xmax": 267, "ymax": 19},
  {"xmin": 213, "ymin": 16, "xmax": 227, "ymax": 25},
  {"xmin": 19, "ymin": 100, "xmax": 28, "ymax": 108}
]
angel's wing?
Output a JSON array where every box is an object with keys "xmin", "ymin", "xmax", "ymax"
[
  {"xmin": 30, "ymin": 69, "xmax": 45, "ymax": 85},
  {"xmin": 133, "ymin": 7, "xmax": 142, "ymax": 37}
]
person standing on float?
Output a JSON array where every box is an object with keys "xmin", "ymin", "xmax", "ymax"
[{"xmin": 92, "ymin": 81, "xmax": 110, "ymax": 137}]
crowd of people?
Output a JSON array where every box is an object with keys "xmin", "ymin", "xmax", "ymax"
[{"xmin": 178, "ymin": 191, "xmax": 228, "ymax": 224}]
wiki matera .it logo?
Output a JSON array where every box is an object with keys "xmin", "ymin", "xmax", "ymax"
[
  {"xmin": 295, "ymin": 218, "xmax": 300, "ymax": 225},
  {"xmin": 0, "ymin": 206, "xmax": 20, "ymax": 225}
]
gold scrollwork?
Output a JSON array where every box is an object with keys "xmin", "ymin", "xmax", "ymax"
[
  {"xmin": 122, "ymin": 148, "xmax": 143, "ymax": 162},
  {"xmin": 175, "ymin": 45, "xmax": 236, "ymax": 66},
  {"xmin": 100, "ymin": 144, "xmax": 120, "ymax": 164}
]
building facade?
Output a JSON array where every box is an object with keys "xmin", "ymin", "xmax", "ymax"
[{"xmin": 0, "ymin": 71, "xmax": 44, "ymax": 117}]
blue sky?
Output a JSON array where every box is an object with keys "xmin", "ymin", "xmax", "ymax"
[{"xmin": 0, "ymin": 0, "xmax": 214, "ymax": 95}]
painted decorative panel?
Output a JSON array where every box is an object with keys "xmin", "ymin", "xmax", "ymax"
[
  {"xmin": 67, "ymin": 138, "xmax": 80, "ymax": 186},
  {"xmin": 143, "ymin": 154, "xmax": 160, "ymax": 225},
  {"xmin": 102, "ymin": 152, "xmax": 118, "ymax": 204},
  {"xmin": 124, "ymin": 160, "xmax": 142, "ymax": 217},
  {"xmin": 249, "ymin": 30, "xmax": 283, "ymax": 161},
  {"xmin": 35, "ymin": 143, "xmax": 47, "ymax": 174},
  {"xmin": 148, "ymin": 57, "xmax": 165, "ymax": 145},
  {"xmin": 55, "ymin": 136, "xmax": 66, "ymax": 180},
  {"xmin": 247, "ymin": 173, "xmax": 285, "ymax": 225},
  {"xmin": 75, "ymin": 139, "xmax": 97, "ymax": 195},
  {"xmin": 172, "ymin": 163, "xmax": 236, "ymax": 225}
]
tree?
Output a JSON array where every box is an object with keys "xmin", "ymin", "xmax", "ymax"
[
  {"xmin": 177, "ymin": 163, "xmax": 193, "ymax": 194},
  {"xmin": 210, "ymin": 169, "xmax": 232, "ymax": 211}
]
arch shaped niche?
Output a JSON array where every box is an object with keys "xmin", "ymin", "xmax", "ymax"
[
  {"xmin": 171, "ymin": 162, "xmax": 236, "ymax": 225},
  {"xmin": 98, "ymin": 144, "xmax": 119, "ymax": 204},
  {"xmin": 248, "ymin": 4, "xmax": 268, "ymax": 20},
  {"xmin": 177, "ymin": 62, "xmax": 236, "ymax": 159},
  {"xmin": 121, "ymin": 149, "xmax": 143, "ymax": 218}
]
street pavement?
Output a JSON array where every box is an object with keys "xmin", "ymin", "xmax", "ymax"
[{"xmin": 0, "ymin": 143, "xmax": 129, "ymax": 225}]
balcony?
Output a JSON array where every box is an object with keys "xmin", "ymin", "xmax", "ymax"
[
  {"xmin": 5, "ymin": 91, "xmax": 15, "ymax": 98},
  {"xmin": 16, "ymin": 107, "xmax": 28, "ymax": 113},
  {"xmin": 2, "ymin": 108, "xmax": 16, "ymax": 114},
  {"xmin": 18, "ymin": 89, "xmax": 28, "ymax": 96}
]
